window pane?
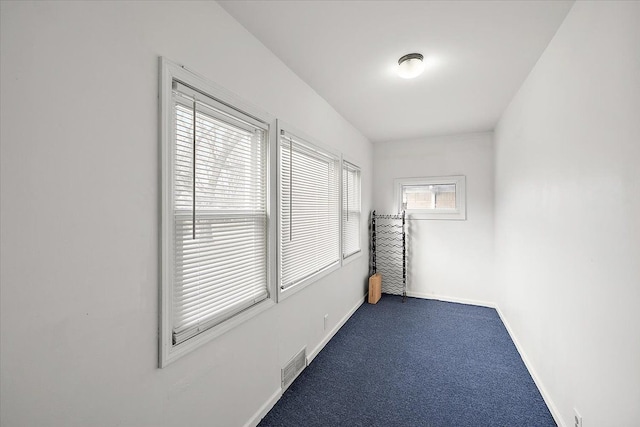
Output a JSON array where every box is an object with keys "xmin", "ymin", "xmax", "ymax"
[
  {"xmin": 280, "ymin": 133, "xmax": 340, "ymax": 290},
  {"xmin": 342, "ymin": 163, "xmax": 361, "ymax": 258},
  {"xmin": 433, "ymin": 184, "xmax": 456, "ymax": 208},
  {"xmin": 402, "ymin": 184, "xmax": 456, "ymax": 210},
  {"xmin": 172, "ymin": 91, "xmax": 268, "ymax": 346}
]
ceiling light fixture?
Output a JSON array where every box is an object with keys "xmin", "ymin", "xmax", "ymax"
[{"xmin": 397, "ymin": 53, "xmax": 425, "ymax": 79}]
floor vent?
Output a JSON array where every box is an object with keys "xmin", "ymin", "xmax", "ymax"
[{"xmin": 281, "ymin": 347, "xmax": 307, "ymax": 390}]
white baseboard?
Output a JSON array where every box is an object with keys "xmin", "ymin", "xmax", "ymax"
[
  {"xmin": 406, "ymin": 291, "xmax": 495, "ymax": 309},
  {"xmin": 244, "ymin": 387, "xmax": 282, "ymax": 427},
  {"xmin": 307, "ymin": 294, "xmax": 366, "ymax": 365},
  {"xmin": 494, "ymin": 305, "xmax": 566, "ymax": 427}
]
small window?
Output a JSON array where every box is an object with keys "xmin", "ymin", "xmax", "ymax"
[
  {"xmin": 342, "ymin": 161, "xmax": 361, "ymax": 259},
  {"xmin": 395, "ymin": 176, "xmax": 466, "ymax": 220}
]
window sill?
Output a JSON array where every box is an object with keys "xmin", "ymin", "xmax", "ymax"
[
  {"xmin": 342, "ymin": 249, "xmax": 363, "ymax": 266},
  {"xmin": 406, "ymin": 211, "xmax": 466, "ymax": 220},
  {"xmin": 277, "ymin": 261, "xmax": 341, "ymax": 302},
  {"xmin": 160, "ymin": 297, "xmax": 275, "ymax": 367}
]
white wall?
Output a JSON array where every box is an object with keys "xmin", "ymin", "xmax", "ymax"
[
  {"xmin": 0, "ymin": 2, "xmax": 372, "ymax": 426},
  {"xmin": 372, "ymin": 133, "xmax": 495, "ymax": 304},
  {"xmin": 494, "ymin": 2, "xmax": 640, "ymax": 426}
]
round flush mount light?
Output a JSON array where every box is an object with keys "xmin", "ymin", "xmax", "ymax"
[{"xmin": 397, "ymin": 53, "xmax": 425, "ymax": 79}]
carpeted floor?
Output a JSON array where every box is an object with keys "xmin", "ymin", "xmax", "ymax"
[{"xmin": 258, "ymin": 294, "xmax": 556, "ymax": 427}]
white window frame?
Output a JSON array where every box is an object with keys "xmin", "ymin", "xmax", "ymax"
[
  {"xmin": 277, "ymin": 121, "xmax": 341, "ymax": 301},
  {"xmin": 394, "ymin": 175, "xmax": 466, "ymax": 220},
  {"xmin": 341, "ymin": 158, "xmax": 362, "ymax": 263},
  {"xmin": 159, "ymin": 58, "xmax": 277, "ymax": 367}
]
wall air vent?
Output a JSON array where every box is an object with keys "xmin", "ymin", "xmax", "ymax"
[{"xmin": 281, "ymin": 347, "xmax": 307, "ymax": 390}]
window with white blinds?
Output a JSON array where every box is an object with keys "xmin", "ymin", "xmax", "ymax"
[
  {"xmin": 342, "ymin": 161, "xmax": 361, "ymax": 259},
  {"xmin": 279, "ymin": 130, "xmax": 340, "ymax": 292},
  {"xmin": 170, "ymin": 81, "xmax": 269, "ymax": 347}
]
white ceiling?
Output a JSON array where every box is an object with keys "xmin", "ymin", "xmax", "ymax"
[{"xmin": 219, "ymin": 0, "xmax": 574, "ymax": 143}]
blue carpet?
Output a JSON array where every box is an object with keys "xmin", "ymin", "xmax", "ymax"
[{"xmin": 258, "ymin": 295, "xmax": 556, "ymax": 427}]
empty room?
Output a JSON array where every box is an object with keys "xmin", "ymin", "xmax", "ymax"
[{"xmin": 1, "ymin": 1, "xmax": 638, "ymax": 426}]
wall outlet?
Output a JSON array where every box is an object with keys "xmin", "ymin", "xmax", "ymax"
[
  {"xmin": 574, "ymin": 408, "xmax": 582, "ymax": 427},
  {"xmin": 323, "ymin": 314, "xmax": 329, "ymax": 331}
]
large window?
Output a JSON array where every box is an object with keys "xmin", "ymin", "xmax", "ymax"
[
  {"xmin": 160, "ymin": 58, "xmax": 366, "ymax": 365},
  {"xmin": 395, "ymin": 175, "xmax": 466, "ymax": 220},
  {"xmin": 279, "ymin": 128, "xmax": 340, "ymax": 295},
  {"xmin": 160, "ymin": 59, "xmax": 275, "ymax": 366},
  {"xmin": 342, "ymin": 161, "xmax": 361, "ymax": 259}
]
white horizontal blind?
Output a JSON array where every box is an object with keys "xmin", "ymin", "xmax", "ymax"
[
  {"xmin": 342, "ymin": 161, "xmax": 361, "ymax": 259},
  {"xmin": 280, "ymin": 131, "xmax": 340, "ymax": 290},
  {"xmin": 172, "ymin": 82, "xmax": 268, "ymax": 346}
]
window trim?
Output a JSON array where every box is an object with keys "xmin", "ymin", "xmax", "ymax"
[
  {"xmin": 159, "ymin": 57, "xmax": 277, "ymax": 367},
  {"xmin": 276, "ymin": 120, "xmax": 342, "ymax": 302},
  {"xmin": 341, "ymin": 158, "xmax": 362, "ymax": 263},
  {"xmin": 394, "ymin": 175, "xmax": 466, "ymax": 220}
]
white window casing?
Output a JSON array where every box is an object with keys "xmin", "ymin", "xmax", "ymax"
[
  {"xmin": 160, "ymin": 58, "xmax": 276, "ymax": 367},
  {"xmin": 394, "ymin": 175, "xmax": 466, "ymax": 220}
]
